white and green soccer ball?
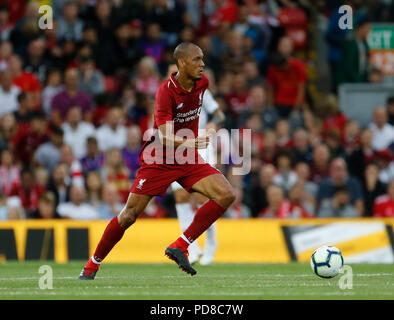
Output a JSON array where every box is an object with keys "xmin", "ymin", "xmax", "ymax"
[{"xmin": 310, "ymin": 245, "xmax": 344, "ymax": 278}]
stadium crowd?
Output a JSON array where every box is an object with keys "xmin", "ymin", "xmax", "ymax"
[{"xmin": 0, "ymin": 0, "xmax": 394, "ymax": 220}]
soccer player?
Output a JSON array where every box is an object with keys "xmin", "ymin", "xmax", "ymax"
[
  {"xmin": 167, "ymin": 64, "xmax": 225, "ymax": 265},
  {"xmin": 79, "ymin": 43, "xmax": 235, "ymax": 279}
]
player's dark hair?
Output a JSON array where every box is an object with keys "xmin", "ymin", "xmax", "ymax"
[{"xmin": 173, "ymin": 42, "xmax": 196, "ymax": 67}]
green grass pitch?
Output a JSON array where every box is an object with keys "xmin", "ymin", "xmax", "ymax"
[{"xmin": 0, "ymin": 262, "xmax": 393, "ymax": 300}]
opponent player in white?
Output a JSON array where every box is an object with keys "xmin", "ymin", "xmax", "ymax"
[{"xmin": 167, "ymin": 64, "xmax": 225, "ymax": 265}]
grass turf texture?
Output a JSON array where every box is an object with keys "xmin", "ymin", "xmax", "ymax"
[{"xmin": 0, "ymin": 262, "xmax": 393, "ymax": 300}]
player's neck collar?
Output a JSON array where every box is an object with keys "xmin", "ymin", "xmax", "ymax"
[{"xmin": 171, "ymin": 72, "xmax": 197, "ymax": 94}]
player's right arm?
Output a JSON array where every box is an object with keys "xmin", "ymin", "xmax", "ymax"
[
  {"xmin": 155, "ymin": 81, "xmax": 210, "ymax": 149},
  {"xmin": 157, "ymin": 122, "xmax": 210, "ymax": 149}
]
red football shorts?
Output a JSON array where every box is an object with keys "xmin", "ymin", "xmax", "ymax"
[{"xmin": 130, "ymin": 162, "xmax": 222, "ymax": 196}]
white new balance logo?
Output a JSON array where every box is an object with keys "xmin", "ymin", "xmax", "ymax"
[
  {"xmin": 177, "ymin": 103, "xmax": 184, "ymax": 109},
  {"xmin": 137, "ymin": 179, "xmax": 146, "ymax": 190}
]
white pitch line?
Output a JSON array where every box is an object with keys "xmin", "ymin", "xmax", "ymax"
[
  {"xmin": 355, "ymin": 273, "xmax": 393, "ymax": 277},
  {"xmin": 3, "ymin": 290, "xmax": 393, "ymax": 297}
]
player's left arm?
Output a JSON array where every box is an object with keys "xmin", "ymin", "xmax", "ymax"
[
  {"xmin": 203, "ymin": 89, "xmax": 225, "ymax": 132},
  {"xmin": 206, "ymin": 109, "xmax": 225, "ymax": 132}
]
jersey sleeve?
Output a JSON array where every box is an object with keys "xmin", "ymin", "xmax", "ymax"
[
  {"xmin": 266, "ymin": 66, "xmax": 276, "ymax": 86},
  {"xmin": 202, "ymin": 89, "xmax": 219, "ymax": 114},
  {"xmin": 295, "ymin": 60, "xmax": 307, "ymax": 83},
  {"xmin": 154, "ymin": 83, "xmax": 174, "ymax": 127},
  {"xmin": 372, "ymin": 201, "xmax": 382, "ymax": 217}
]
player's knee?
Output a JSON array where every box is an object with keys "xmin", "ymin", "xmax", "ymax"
[
  {"xmin": 217, "ymin": 187, "xmax": 236, "ymax": 208},
  {"xmin": 118, "ymin": 207, "xmax": 140, "ymax": 229}
]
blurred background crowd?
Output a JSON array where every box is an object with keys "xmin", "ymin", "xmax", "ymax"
[{"xmin": 0, "ymin": 0, "xmax": 394, "ymax": 220}]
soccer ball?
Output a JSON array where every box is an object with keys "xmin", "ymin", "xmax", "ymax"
[{"xmin": 310, "ymin": 245, "xmax": 344, "ymax": 278}]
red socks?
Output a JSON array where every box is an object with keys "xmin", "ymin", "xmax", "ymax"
[
  {"xmin": 92, "ymin": 216, "xmax": 126, "ymax": 264},
  {"xmin": 86, "ymin": 200, "xmax": 226, "ymax": 271},
  {"xmin": 171, "ymin": 200, "xmax": 226, "ymax": 250}
]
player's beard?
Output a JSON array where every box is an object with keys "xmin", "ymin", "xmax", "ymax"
[
  {"xmin": 187, "ymin": 72, "xmax": 201, "ymax": 81},
  {"xmin": 188, "ymin": 69, "xmax": 202, "ymax": 81},
  {"xmin": 192, "ymin": 72, "xmax": 202, "ymax": 81}
]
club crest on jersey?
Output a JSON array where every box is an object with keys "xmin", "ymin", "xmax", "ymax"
[{"xmin": 136, "ymin": 178, "xmax": 146, "ymax": 190}]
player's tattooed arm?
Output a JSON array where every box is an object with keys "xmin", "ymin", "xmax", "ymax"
[{"xmin": 158, "ymin": 122, "xmax": 210, "ymax": 149}]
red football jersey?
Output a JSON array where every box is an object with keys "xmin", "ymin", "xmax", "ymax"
[
  {"xmin": 373, "ymin": 195, "xmax": 394, "ymax": 217},
  {"xmin": 266, "ymin": 58, "xmax": 306, "ymax": 106},
  {"xmin": 140, "ymin": 72, "xmax": 209, "ymax": 165}
]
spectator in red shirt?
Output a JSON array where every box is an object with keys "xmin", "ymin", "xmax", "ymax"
[
  {"xmin": 373, "ymin": 178, "xmax": 394, "ymax": 218},
  {"xmin": 320, "ymin": 94, "xmax": 347, "ymax": 139},
  {"xmin": 259, "ymin": 183, "xmax": 310, "ymax": 218},
  {"xmin": 266, "ymin": 51, "xmax": 306, "ymax": 118},
  {"xmin": 1, "ymin": 0, "xmax": 25, "ymax": 26},
  {"xmin": 12, "ymin": 167, "xmax": 45, "ymax": 217},
  {"xmin": 225, "ymin": 73, "xmax": 250, "ymax": 121},
  {"xmin": 288, "ymin": 181, "xmax": 314, "ymax": 218},
  {"xmin": 11, "ymin": 111, "xmax": 47, "ymax": 165},
  {"xmin": 100, "ymin": 148, "xmax": 131, "ymax": 204},
  {"xmin": 208, "ymin": 0, "xmax": 238, "ymax": 32},
  {"xmin": 0, "ymin": 148, "xmax": 20, "ymax": 196},
  {"xmin": 8, "ymin": 54, "xmax": 41, "ymax": 109}
]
